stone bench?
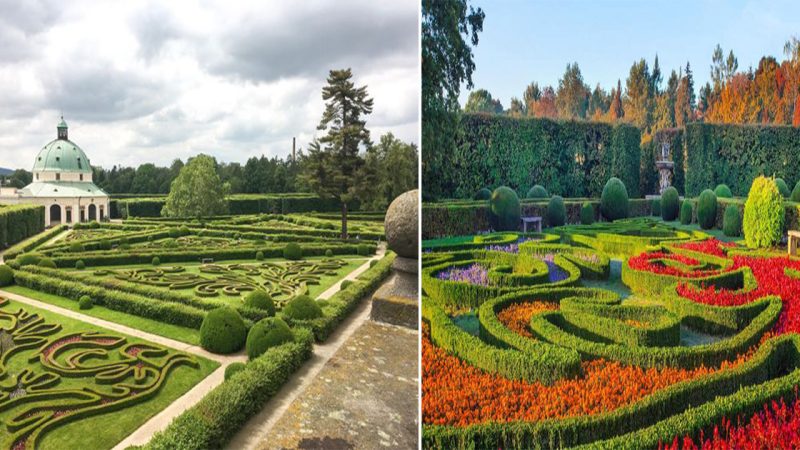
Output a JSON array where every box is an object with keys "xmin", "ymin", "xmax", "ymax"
[
  {"xmin": 790, "ymin": 230, "xmax": 800, "ymax": 256},
  {"xmin": 521, "ymin": 216, "xmax": 542, "ymax": 233}
]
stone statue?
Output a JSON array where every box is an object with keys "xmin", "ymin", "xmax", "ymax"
[{"xmin": 655, "ymin": 142, "xmax": 674, "ymax": 195}]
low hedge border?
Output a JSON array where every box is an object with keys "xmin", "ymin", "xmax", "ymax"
[{"xmin": 3, "ymin": 224, "xmax": 68, "ymax": 260}]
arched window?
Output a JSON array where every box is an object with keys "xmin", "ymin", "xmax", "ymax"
[{"xmin": 55, "ymin": 173, "xmax": 60, "ymax": 181}]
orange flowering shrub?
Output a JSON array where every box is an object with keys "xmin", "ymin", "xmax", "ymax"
[{"xmin": 496, "ymin": 301, "xmax": 557, "ymax": 337}]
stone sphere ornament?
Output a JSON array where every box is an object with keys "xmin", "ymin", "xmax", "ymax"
[{"xmin": 384, "ymin": 189, "xmax": 419, "ymax": 258}]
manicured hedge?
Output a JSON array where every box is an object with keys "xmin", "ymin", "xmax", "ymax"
[
  {"xmin": 117, "ymin": 194, "xmax": 357, "ymax": 218},
  {"xmin": 3, "ymin": 223, "xmax": 67, "ymax": 260},
  {"xmin": 0, "ymin": 204, "xmax": 45, "ymax": 249}
]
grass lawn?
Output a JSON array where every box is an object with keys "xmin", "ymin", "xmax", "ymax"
[
  {"xmin": 2, "ymin": 285, "xmax": 200, "ymax": 345},
  {"xmin": 656, "ymin": 219, "xmax": 742, "ymax": 243},
  {"xmin": 1, "ymin": 298, "xmax": 218, "ymax": 450}
]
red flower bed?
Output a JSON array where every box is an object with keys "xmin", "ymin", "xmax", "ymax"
[
  {"xmin": 676, "ymin": 239, "xmax": 735, "ymax": 258},
  {"xmin": 628, "ymin": 252, "xmax": 723, "ymax": 277}
]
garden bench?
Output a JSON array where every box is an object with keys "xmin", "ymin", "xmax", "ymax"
[
  {"xmin": 789, "ymin": 230, "xmax": 800, "ymax": 256},
  {"xmin": 521, "ymin": 216, "xmax": 542, "ymax": 233},
  {"xmin": 201, "ymin": 258, "xmax": 214, "ymax": 264}
]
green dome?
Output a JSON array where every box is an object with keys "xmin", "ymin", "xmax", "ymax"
[{"xmin": 32, "ymin": 119, "xmax": 92, "ymax": 173}]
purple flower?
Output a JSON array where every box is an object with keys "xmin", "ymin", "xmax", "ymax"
[
  {"xmin": 485, "ymin": 237, "xmax": 538, "ymax": 254},
  {"xmin": 436, "ymin": 263, "xmax": 489, "ymax": 286}
]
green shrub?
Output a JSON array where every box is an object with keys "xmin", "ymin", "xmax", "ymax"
[
  {"xmin": 99, "ymin": 240, "xmax": 112, "ymax": 251},
  {"xmin": 243, "ymin": 290, "xmax": 275, "ymax": 316},
  {"xmin": 489, "ymin": 186, "xmax": 521, "ymax": 231},
  {"xmin": 325, "ymin": 249, "xmax": 334, "ymax": 257},
  {"xmin": 255, "ymin": 251, "xmax": 264, "ymax": 261},
  {"xmin": 369, "ymin": 259, "xmax": 377, "ymax": 267},
  {"xmin": 546, "ymin": 195, "xmax": 566, "ymax": 227},
  {"xmin": 282, "ymin": 295, "xmax": 323, "ymax": 320},
  {"xmin": 15, "ymin": 254, "xmax": 41, "ymax": 266},
  {"xmin": 743, "ymin": 176, "xmax": 785, "ymax": 248},
  {"xmin": 75, "ymin": 260, "xmax": 85, "ymax": 270},
  {"xmin": 246, "ymin": 317, "xmax": 294, "ymax": 360},
  {"xmin": 152, "ymin": 256, "xmax": 161, "ymax": 266},
  {"xmin": 791, "ymin": 180, "xmax": 800, "ymax": 202},
  {"xmin": 224, "ymin": 362, "xmax": 246, "ymax": 380},
  {"xmin": 68, "ymin": 242, "xmax": 85, "ymax": 253},
  {"xmin": 650, "ymin": 199, "xmax": 661, "ymax": 217},
  {"xmin": 600, "ymin": 177, "xmax": 629, "ymax": 221},
  {"xmin": 714, "ymin": 184, "xmax": 733, "ymax": 198},
  {"xmin": 526, "ymin": 185, "xmax": 549, "ymax": 199},
  {"xmin": 168, "ymin": 228, "xmax": 181, "ymax": 238},
  {"xmin": 775, "ymin": 178, "xmax": 791, "ymax": 198},
  {"xmin": 680, "ymin": 201, "xmax": 693, "ymax": 225},
  {"xmin": 200, "ymin": 307, "xmax": 247, "ymax": 354},
  {"xmin": 78, "ymin": 295, "xmax": 93, "ymax": 310},
  {"xmin": 723, "ymin": 204, "xmax": 742, "ymax": 237},
  {"xmin": 0, "ymin": 265, "xmax": 13, "ymax": 287},
  {"xmin": 357, "ymin": 244, "xmax": 371, "ymax": 256},
  {"xmin": 283, "ymin": 243, "xmax": 302, "ymax": 260},
  {"xmin": 474, "ymin": 188, "xmax": 492, "ymax": 200},
  {"xmin": 696, "ymin": 189, "xmax": 717, "ymax": 229},
  {"xmin": 579, "ymin": 202, "xmax": 594, "ymax": 225},
  {"xmin": 661, "ymin": 187, "xmax": 680, "ymax": 221},
  {"xmin": 37, "ymin": 257, "xmax": 57, "ymax": 269},
  {"xmin": 341, "ymin": 280, "xmax": 353, "ymax": 290}
]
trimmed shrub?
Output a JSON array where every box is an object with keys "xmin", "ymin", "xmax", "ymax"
[
  {"xmin": 600, "ymin": 177, "xmax": 629, "ymax": 221},
  {"xmin": 199, "ymin": 307, "xmax": 247, "ymax": 354},
  {"xmin": 325, "ymin": 249, "xmax": 334, "ymax": 257},
  {"xmin": 243, "ymin": 290, "xmax": 276, "ymax": 316},
  {"xmin": 37, "ymin": 257, "xmax": 57, "ymax": 269},
  {"xmin": 282, "ymin": 295, "xmax": 323, "ymax": 320},
  {"xmin": 179, "ymin": 225, "xmax": 190, "ymax": 236},
  {"xmin": 714, "ymin": 184, "xmax": 733, "ymax": 198},
  {"xmin": 743, "ymin": 176, "xmax": 785, "ymax": 248},
  {"xmin": 526, "ymin": 185, "xmax": 549, "ymax": 199},
  {"xmin": 255, "ymin": 251, "xmax": 264, "ymax": 261},
  {"xmin": 650, "ymin": 199, "xmax": 661, "ymax": 217},
  {"xmin": 78, "ymin": 295, "xmax": 93, "ymax": 310},
  {"xmin": 0, "ymin": 265, "xmax": 13, "ymax": 287},
  {"xmin": 696, "ymin": 189, "xmax": 717, "ymax": 229},
  {"xmin": 340, "ymin": 280, "xmax": 353, "ymax": 289},
  {"xmin": 168, "ymin": 228, "xmax": 181, "ymax": 238},
  {"xmin": 75, "ymin": 260, "xmax": 85, "ymax": 270},
  {"xmin": 474, "ymin": 188, "xmax": 492, "ymax": 200},
  {"xmin": 579, "ymin": 202, "xmax": 594, "ymax": 225},
  {"xmin": 369, "ymin": 259, "xmax": 378, "ymax": 267},
  {"xmin": 283, "ymin": 243, "xmax": 302, "ymax": 260},
  {"xmin": 246, "ymin": 317, "xmax": 294, "ymax": 360},
  {"xmin": 489, "ymin": 186, "xmax": 521, "ymax": 231},
  {"xmin": 775, "ymin": 178, "xmax": 791, "ymax": 198},
  {"xmin": 16, "ymin": 254, "xmax": 41, "ymax": 266},
  {"xmin": 723, "ymin": 204, "xmax": 742, "ymax": 237},
  {"xmin": 546, "ymin": 195, "xmax": 566, "ymax": 227},
  {"xmin": 792, "ymin": 180, "xmax": 800, "ymax": 202},
  {"xmin": 152, "ymin": 256, "xmax": 161, "ymax": 266},
  {"xmin": 661, "ymin": 187, "xmax": 680, "ymax": 221},
  {"xmin": 357, "ymin": 244, "xmax": 371, "ymax": 256},
  {"xmin": 68, "ymin": 242, "xmax": 85, "ymax": 253},
  {"xmin": 99, "ymin": 240, "xmax": 112, "ymax": 251},
  {"xmin": 224, "ymin": 362, "xmax": 246, "ymax": 380},
  {"xmin": 680, "ymin": 201, "xmax": 693, "ymax": 225}
]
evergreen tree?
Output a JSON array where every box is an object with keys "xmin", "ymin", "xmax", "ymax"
[
  {"xmin": 609, "ymin": 80, "xmax": 623, "ymax": 121},
  {"xmin": 464, "ymin": 89, "xmax": 502, "ymax": 113},
  {"xmin": 162, "ymin": 154, "xmax": 228, "ymax": 218},
  {"xmin": 623, "ymin": 59, "xmax": 652, "ymax": 130}
]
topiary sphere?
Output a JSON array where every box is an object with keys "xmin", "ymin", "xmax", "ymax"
[
  {"xmin": 579, "ymin": 202, "xmax": 594, "ymax": 225},
  {"xmin": 75, "ymin": 260, "xmax": 85, "ymax": 270},
  {"xmin": 661, "ymin": 187, "xmax": 680, "ymax": 221},
  {"xmin": 224, "ymin": 362, "xmax": 246, "ymax": 380},
  {"xmin": 546, "ymin": 195, "xmax": 566, "ymax": 227},
  {"xmin": 489, "ymin": 186, "xmax": 521, "ymax": 231},
  {"xmin": 243, "ymin": 290, "xmax": 276, "ymax": 316},
  {"xmin": 791, "ymin": 180, "xmax": 800, "ymax": 203},
  {"xmin": 600, "ymin": 177, "xmax": 629, "ymax": 221},
  {"xmin": 283, "ymin": 243, "xmax": 302, "ymax": 260},
  {"xmin": 775, "ymin": 178, "xmax": 791, "ymax": 198},
  {"xmin": 15, "ymin": 254, "xmax": 41, "ymax": 266},
  {"xmin": 696, "ymin": 189, "xmax": 718, "ymax": 229},
  {"xmin": 325, "ymin": 249, "xmax": 334, "ymax": 257},
  {"xmin": 723, "ymin": 204, "xmax": 742, "ymax": 237},
  {"xmin": 714, "ymin": 184, "xmax": 733, "ymax": 198},
  {"xmin": 650, "ymin": 199, "xmax": 661, "ymax": 217},
  {"xmin": 37, "ymin": 257, "xmax": 57, "ymax": 269},
  {"xmin": 384, "ymin": 189, "xmax": 419, "ymax": 258},
  {"xmin": 0, "ymin": 265, "xmax": 14, "ymax": 287},
  {"xmin": 473, "ymin": 188, "xmax": 492, "ymax": 200},
  {"xmin": 743, "ymin": 176, "xmax": 785, "ymax": 248},
  {"xmin": 199, "ymin": 307, "xmax": 247, "ymax": 354},
  {"xmin": 152, "ymin": 256, "xmax": 161, "ymax": 266},
  {"xmin": 245, "ymin": 317, "xmax": 294, "ymax": 360},
  {"xmin": 282, "ymin": 295, "xmax": 323, "ymax": 321},
  {"xmin": 526, "ymin": 185, "xmax": 549, "ymax": 199},
  {"xmin": 255, "ymin": 251, "xmax": 264, "ymax": 261},
  {"xmin": 78, "ymin": 295, "xmax": 93, "ymax": 310},
  {"xmin": 679, "ymin": 201, "xmax": 693, "ymax": 225}
]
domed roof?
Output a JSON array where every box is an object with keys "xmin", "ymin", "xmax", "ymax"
[{"xmin": 32, "ymin": 118, "xmax": 92, "ymax": 173}]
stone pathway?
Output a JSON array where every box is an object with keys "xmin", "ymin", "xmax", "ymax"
[{"xmin": 316, "ymin": 244, "xmax": 386, "ymax": 300}]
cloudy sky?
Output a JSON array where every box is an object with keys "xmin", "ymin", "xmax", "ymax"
[{"xmin": 0, "ymin": 0, "xmax": 419, "ymax": 170}]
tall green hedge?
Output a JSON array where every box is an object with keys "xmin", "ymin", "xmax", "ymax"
[
  {"xmin": 428, "ymin": 114, "xmax": 641, "ymax": 200},
  {"xmin": 116, "ymin": 194, "xmax": 355, "ymax": 218},
  {"xmin": 0, "ymin": 204, "xmax": 45, "ymax": 249}
]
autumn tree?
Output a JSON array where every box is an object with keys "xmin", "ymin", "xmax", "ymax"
[
  {"xmin": 530, "ymin": 86, "xmax": 558, "ymax": 119},
  {"xmin": 624, "ymin": 59, "xmax": 652, "ymax": 130},
  {"xmin": 523, "ymin": 82, "xmax": 541, "ymax": 115}
]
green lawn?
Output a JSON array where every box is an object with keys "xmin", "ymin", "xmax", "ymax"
[
  {"xmin": 655, "ymin": 219, "xmax": 742, "ymax": 243},
  {"xmin": 1, "ymin": 298, "xmax": 218, "ymax": 450}
]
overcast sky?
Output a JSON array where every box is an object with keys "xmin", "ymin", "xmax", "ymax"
[{"xmin": 0, "ymin": 0, "xmax": 419, "ymax": 171}]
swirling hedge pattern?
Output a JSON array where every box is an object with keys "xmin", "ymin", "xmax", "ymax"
[
  {"xmin": 422, "ymin": 220, "xmax": 800, "ymax": 449},
  {"xmin": 0, "ymin": 298, "xmax": 198, "ymax": 450}
]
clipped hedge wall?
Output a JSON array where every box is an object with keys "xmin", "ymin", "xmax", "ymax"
[
  {"xmin": 116, "ymin": 194, "xmax": 356, "ymax": 218},
  {"xmin": 0, "ymin": 204, "xmax": 45, "ymax": 249}
]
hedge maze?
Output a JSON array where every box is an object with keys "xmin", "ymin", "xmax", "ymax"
[{"xmin": 422, "ymin": 219, "xmax": 800, "ymax": 449}]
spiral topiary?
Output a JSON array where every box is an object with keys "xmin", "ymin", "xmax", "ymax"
[
  {"xmin": 696, "ymin": 189, "xmax": 717, "ymax": 229},
  {"xmin": 78, "ymin": 295, "xmax": 93, "ymax": 310},
  {"xmin": 679, "ymin": 201, "xmax": 693, "ymax": 225},
  {"xmin": 775, "ymin": 178, "xmax": 791, "ymax": 198},
  {"xmin": 0, "ymin": 265, "xmax": 13, "ymax": 287},
  {"xmin": 743, "ymin": 176, "xmax": 785, "ymax": 248},
  {"xmin": 526, "ymin": 185, "xmax": 549, "ymax": 199},
  {"xmin": 714, "ymin": 184, "xmax": 733, "ymax": 198},
  {"xmin": 600, "ymin": 177, "xmax": 629, "ymax": 221},
  {"xmin": 283, "ymin": 243, "xmax": 302, "ymax": 260},
  {"xmin": 546, "ymin": 195, "xmax": 566, "ymax": 227},
  {"xmin": 200, "ymin": 306, "xmax": 247, "ymax": 354},
  {"xmin": 723, "ymin": 204, "xmax": 742, "ymax": 237},
  {"xmin": 489, "ymin": 186, "xmax": 521, "ymax": 231},
  {"xmin": 791, "ymin": 180, "xmax": 800, "ymax": 203},
  {"xmin": 224, "ymin": 362, "xmax": 246, "ymax": 380},
  {"xmin": 37, "ymin": 257, "xmax": 57, "ymax": 269},
  {"xmin": 245, "ymin": 317, "xmax": 294, "ymax": 360},
  {"xmin": 579, "ymin": 202, "xmax": 594, "ymax": 225},
  {"xmin": 243, "ymin": 290, "xmax": 276, "ymax": 316},
  {"xmin": 661, "ymin": 187, "xmax": 680, "ymax": 221},
  {"xmin": 75, "ymin": 260, "xmax": 85, "ymax": 270},
  {"xmin": 282, "ymin": 295, "xmax": 323, "ymax": 321},
  {"xmin": 473, "ymin": 188, "xmax": 492, "ymax": 200},
  {"xmin": 650, "ymin": 199, "xmax": 661, "ymax": 217}
]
